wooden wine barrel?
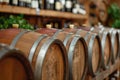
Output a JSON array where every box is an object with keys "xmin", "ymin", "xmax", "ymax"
[
  {"xmin": 0, "ymin": 43, "xmax": 34, "ymax": 80},
  {"xmin": 63, "ymin": 28, "xmax": 102, "ymax": 77},
  {"xmin": 36, "ymin": 28, "xmax": 88, "ymax": 80},
  {"xmin": 79, "ymin": 27, "xmax": 112, "ymax": 70},
  {"xmin": 111, "ymin": 29, "xmax": 120, "ymax": 59},
  {"xmin": 102, "ymin": 28, "xmax": 120, "ymax": 63},
  {"xmin": 0, "ymin": 29, "xmax": 68, "ymax": 80}
]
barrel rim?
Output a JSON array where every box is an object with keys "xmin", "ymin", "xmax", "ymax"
[
  {"xmin": 29, "ymin": 34, "xmax": 48, "ymax": 63},
  {"xmin": 101, "ymin": 32, "xmax": 112, "ymax": 69},
  {"xmin": 0, "ymin": 44, "xmax": 34, "ymax": 80},
  {"xmin": 35, "ymin": 38, "xmax": 68, "ymax": 80},
  {"xmin": 111, "ymin": 31, "xmax": 119, "ymax": 64},
  {"xmin": 63, "ymin": 33, "xmax": 73, "ymax": 46},
  {"xmin": 68, "ymin": 35, "xmax": 88, "ymax": 80},
  {"xmin": 88, "ymin": 34, "xmax": 102, "ymax": 76}
]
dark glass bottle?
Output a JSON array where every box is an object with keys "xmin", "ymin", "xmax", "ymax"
[
  {"xmin": 26, "ymin": 0, "xmax": 31, "ymax": 7},
  {"xmin": 18, "ymin": 0, "xmax": 26, "ymax": 7},
  {"xmin": 38, "ymin": 0, "xmax": 43, "ymax": 9},
  {"xmin": 45, "ymin": 0, "xmax": 55, "ymax": 10},
  {"xmin": 65, "ymin": 0, "xmax": 72, "ymax": 12},
  {"xmin": 9, "ymin": 0, "xmax": 12, "ymax": 5}
]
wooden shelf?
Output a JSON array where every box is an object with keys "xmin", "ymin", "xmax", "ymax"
[
  {"xmin": 0, "ymin": 4, "xmax": 87, "ymax": 20},
  {"xmin": 92, "ymin": 59, "xmax": 120, "ymax": 80}
]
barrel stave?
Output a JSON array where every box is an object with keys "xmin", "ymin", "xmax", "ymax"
[
  {"xmin": 0, "ymin": 44, "xmax": 34, "ymax": 80},
  {"xmin": 0, "ymin": 29, "xmax": 68, "ymax": 80},
  {"xmin": 36, "ymin": 28, "xmax": 88, "ymax": 80},
  {"xmin": 63, "ymin": 28, "xmax": 102, "ymax": 76}
]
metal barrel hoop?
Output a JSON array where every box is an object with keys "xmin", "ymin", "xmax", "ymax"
[
  {"xmin": 29, "ymin": 34, "xmax": 48, "ymax": 63},
  {"xmin": 10, "ymin": 30, "xmax": 30, "ymax": 48},
  {"xmin": 35, "ymin": 38, "xmax": 68, "ymax": 80},
  {"xmin": 111, "ymin": 31, "xmax": 116, "ymax": 64},
  {"xmin": 88, "ymin": 34, "xmax": 102, "ymax": 76},
  {"xmin": 101, "ymin": 32, "xmax": 111, "ymax": 69},
  {"xmin": 52, "ymin": 30, "xmax": 63, "ymax": 39},
  {"xmin": 63, "ymin": 33, "xmax": 73, "ymax": 46}
]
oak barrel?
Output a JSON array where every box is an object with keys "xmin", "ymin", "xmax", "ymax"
[
  {"xmin": 102, "ymin": 28, "xmax": 119, "ymax": 63},
  {"xmin": 36, "ymin": 28, "xmax": 88, "ymax": 80},
  {"xmin": 79, "ymin": 27, "xmax": 112, "ymax": 70},
  {"xmin": 111, "ymin": 29, "xmax": 120, "ymax": 59},
  {"xmin": 63, "ymin": 28, "xmax": 102, "ymax": 77},
  {"xmin": 0, "ymin": 43, "xmax": 34, "ymax": 80},
  {"xmin": 0, "ymin": 29, "xmax": 68, "ymax": 80}
]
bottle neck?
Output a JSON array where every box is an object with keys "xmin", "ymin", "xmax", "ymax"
[{"xmin": 39, "ymin": 0, "xmax": 43, "ymax": 9}]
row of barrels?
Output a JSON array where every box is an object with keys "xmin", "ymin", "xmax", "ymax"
[{"xmin": 0, "ymin": 27, "xmax": 120, "ymax": 80}]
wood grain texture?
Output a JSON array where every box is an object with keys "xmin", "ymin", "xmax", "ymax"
[
  {"xmin": 103, "ymin": 28, "xmax": 119, "ymax": 62},
  {"xmin": 63, "ymin": 28, "xmax": 101, "ymax": 76},
  {"xmin": 0, "ymin": 29, "xmax": 68, "ymax": 80},
  {"xmin": 79, "ymin": 27, "xmax": 112, "ymax": 69},
  {"xmin": 0, "ymin": 44, "xmax": 34, "ymax": 80},
  {"xmin": 36, "ymin": 28, "xmax": 87, "ymax": 80}
]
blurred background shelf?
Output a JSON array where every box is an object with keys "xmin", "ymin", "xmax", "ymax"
[{"xmin": 0, "ymin": 4, "xmax": 87, "ymax": 20}]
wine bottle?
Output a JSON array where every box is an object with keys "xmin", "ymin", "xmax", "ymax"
[
  {"xmin": 26, "ymin": 0, "xmax": 31, "ymax": 7},
  {"xmin": 45, "ymin": 0, "xmax": 55, "ymax": 10},
  {"xmin": 31, "ymin": 0, "xmax": 38, "ymax": 8},
  {"xmin": 61, "ymin": 0, "xmax": 65, "ymax": 11},
  {"xmin": 19, "ymin": 0, "xmax": 26, "ymax": 7},
  {"xmin": 65, "ymin": 0, "xmax": 72, "ymax": 12},
  {"xmin": 38, "ymin": 0, "xmax": 43, "ymax": 9},
  {"xmin": 55, "ymin": 0, "xmax": 62, "ymax": 11}
]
